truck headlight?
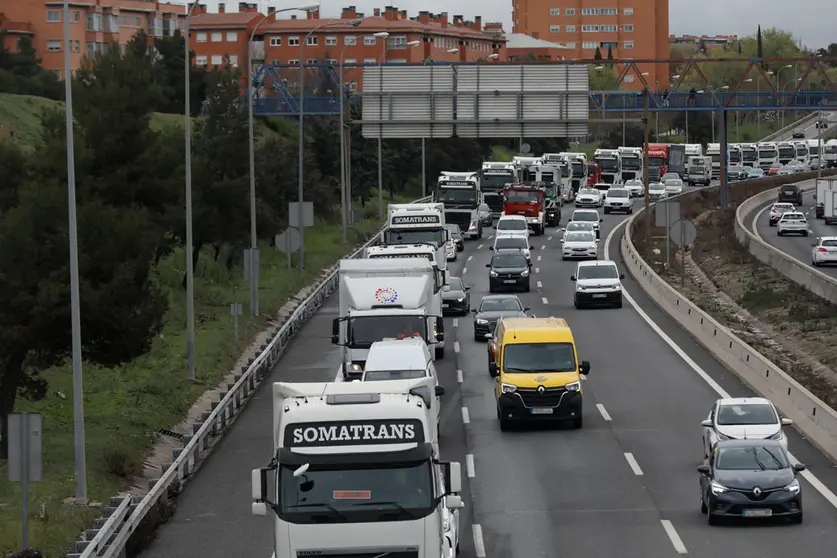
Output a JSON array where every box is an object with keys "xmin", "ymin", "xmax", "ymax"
[
  {"xmin": 469, "ymin": 221, "xmax": 477, "ymax": 231},
  {"xmin": 501, "ymin": 383, "xmax": 517, "ymax": 394},
  {"xmin": 456, "ymin": 297, "xmax": 464, "ymax": 302},
  {"xmin": 565, "ymin": 381, "xmax": 581, "ymax": 392},
  {"xmin": 476, "ymin": 319, "xmax": 488, "ymax": 324}
]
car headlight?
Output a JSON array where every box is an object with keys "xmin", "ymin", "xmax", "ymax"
[
  {"xmin": 520, "ymin": 269, "xmax": 529, "ymax": 277},
  {"xmin": 784, "ymin": 478, "xmax": 801, "ymax": 495},
  {"xmin": 710, "ymin": 480, "xmax": 728, "ymax": 495},
  {"xmin": 768, "ymin": 430, "xmax": 785, "ymax": 440},
  {"xmin": 476, "ymin": 318, "xmax": 488, "ymax": 324},
  {"xmin": 350, "ymin": 363, "xmax": 363, "ymax": 372},
  {"xmin": 456, "ymin": 297, "xmax": 464, "ymax": 302},
  {"xmin": 501, "ymin": 383, "xmax": 518, "ymax": 394},
  {"xmin": 565, "ymin": 381, "xmax": 581, "ymax": 392}
]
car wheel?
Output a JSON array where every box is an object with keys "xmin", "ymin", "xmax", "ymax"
[
  {"xmin": 574, "ymin": 299, "xmax": 582, "ymax": 309},
  {"xmin": 604, "ymin": 208, "xmax": 611, "ymax": 214},
  {"xmin": 789, "ymin": 512, "xmax": 803, "ymax": 525},
  {"xmin": 475, "ymin": 334, "xmax": 483, "ymax": 342},
  {"xmin": 803, "ymin": 231, "xmax": 809, "ymax": 237},
  {"xmin": 499, "ymin": 416, "xmax": 510, "ymax": 431},
  {"xmin": 813, "ymin": 260, "xmax": 819, "ymax": 267},
  {"xmin": 614, "ymin": 296, "xmax": 623, "ymax": 309},
  {"xmin": 707, "ymin": 513, "xmax": 719, "ymax": 526},
  {"xmin": 700, "ymin": 494, "xmax": 708, "ymax": 514},
  {"xmin": 435, "ymin": 346, "xmax": 445, "ymax": 359},
  {"xmin": 571, "ymin": 416, "xmax": 583, "ymax": 429}
]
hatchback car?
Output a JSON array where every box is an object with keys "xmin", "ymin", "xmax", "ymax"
[
  {"xmin": 441, "ymin": 276, "xmax": 470, "ymax": 315},
  {"xmin": 575, "ymin": 187, "xmax": 603, "ymax": 208},
  {"xmin": 768, "ymin": 203, "xmax": 796, "ymax": 226},
  {"xmin": 486, "ymin": 252, "xmax": 531, "ymax": 293},
  {"xmin": 701, "ymin": 397, "xmax": 792, "ymax": 458},
  {"xmin": 727, "ymin": 165, "xmax": 749, "ymax": 181},
  {"xmin": 570, "ymin": 260, "xmax": 624, "ymax": 309},
  {"xmin": 624, "ymin": 179, "xmax": 644, "ymax": 198},
  {"xmin": 648, "ymin": 182, "xmax": 667, "ymax": 200},
  {"xmin": 569, "ymin": 209, "xmax": 603, "ymax": 239},
  {"xmin": 471, "ymin": 294, "xmax": 529, "ymax": 341},
  {"xmin": 491, "ymin": 235, "xmax": 533, "ymax": 262},
  {"xmin": 661, "ymin": 172, "xmax": 680, "ymax": 182},
  {"xmin": 812, "ymin": 236, "xmax": 837, "ymax": 267},
  {"xmin": 495, "ymin": 215, "xmax": 530, "ymax": 238},
  {"xmin": 478, "ymin": 203, "xmax": 493, "ymax": 228},
  {"xmin": 445, "ymin": 224, "xmax": 464, "ymax": 252},
  {"xmin": 777, "ymin": 184, "xmax": 803, "ymax": 205},
  {"xmin": 664, "ymin": 178, "xmax": 684, "ymax": 195},
  {"xmin": 747, "ymin": 168, "xmax": 765, "ymax": 179},
  {"xmin": 561, "ymin": 230, "xmax": 598, "ymax": 260},
  {"xmin": 603, "ymin": 188, "xmax": 632, "ymax": 214},
  {"xmin": 776, "ymin": 212, "xmax": 809, "ymax": 236}
]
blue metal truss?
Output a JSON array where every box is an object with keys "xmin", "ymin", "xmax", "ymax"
[
  {"xmin": 244, "ymin": 62, "xmax": 347, "ymax": 117},
  {"xmin": 588, "ymin": 91, "xmax": 837, "ymax": 112}
]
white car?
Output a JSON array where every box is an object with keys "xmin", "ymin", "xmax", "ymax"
[
  {"xmin": 570, "ymin": 259, "xmax": 624, "ymax": 309},
  {"xmin": 661, "ymin": 172, "xmax": 680, "ymax": 182},
  {"xmin": 812, "ymin": 236, "xmax": 837, "ymax": 266},
  {"xmin": 664, "ymin": 178, "xmax": 684, "ymax": 195},
  {"xmin": 570, "ymin": 209, "xmax": 603, "ymax": 239},
  {"xmin": 648, "ymin": 182, "xmax": 667, "ymax": 201},
  {"xmin": 768, "ymin": 202, "xmax": 795, "ymax": 226},
  {"xmin": 624, "ymin": 179, "xmax": 644, "ymax": 198},
  {"xmin": 701, "ymin": 397, "xmax": 792, "ymax": 458},
  {"xmin": 603, "ymin": 188, "xmax": 633, "ymax": 215},
  {"xmin": 562, "ymin": 221, "xmax": 596, "ymax": 236},
  {"xmin": 561, "ymin": 230, "xmax": 598, "ymax": 260},
  {"xmin": 776, "ymin": 211, "xmax": 809, "ymax": 236},
  {"xmin": 491, "ymin": 234, "xmax": 533, "ymax": 262},
  {"xmin": 495, "ymin": 215, "xmax": 530, "ymax": 238},
  {"xmin": 445, "ymin": 239, "xmax": 457, "ymax": 261},
  {"xmin": 575, "ymin": 187, "xmax": 603, "ymax": 208}
]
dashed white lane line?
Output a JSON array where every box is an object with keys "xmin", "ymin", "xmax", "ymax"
[
  {"xmin": 596, "ymin": 403, "xmax": 612, "ymax": 421},
  {"xmin": 473, "ymin": 524, "xmax": 487, "ymax": 558},
  {"xmin": 454, "ymin": 341, "xmax": 461, "ymax": 353},
  {"xmin": 466, "ymin": 454, "xmax": 476, "ymax": 478},
  {"xmin": 463, "ymin": 267, "xmax": 467, "ymax": 274},
  {"xmin": 537, "ymin": 280, "xmax": 543, "ymax": 288},
  {"xmin": 660, "ymin": 520, "xmax": 688, "ymax": 554},
  {"xmin": 453, "ymin": 318, "xmax": 458, "ymax": 327},
  {"xmin": 537, "ymin": 255, "xmax": 542, "ymax": 261},
  {"xmin": 548, "ymin": 236, "xmax": 553, "ymax": 240},
  {"xmin": 580, "ymin": 374, "xmax": 587, "ymax": 381},
  {"xmin": 456, "ymin": 369, "xmax": 463, "ymax": 383},
  {"xmin": 467, "ymin": 255, "xmax": 473, "ymax": 261},
  {"xmin": 540, "ymin": 244, "xmax": 546, "ymax": 249},
  {"xmin": 477, "ymin": 244, "xmax": 484, "ymax": 249},
  {"xmin": 541, "ymin": 297, "xmax": 549, "ymax": 304},
  {"xmin": 624, "ymin": 452, "xmax": 644, "ymax": 476},
  {"xmin": 534, "ymin": 267, "xmax": 540, "ymax": 273},
  {"xmin": 489, "ymin": 235, "xmax": 494, "ymax": 239},
  {"xmin": 461, "ymin": 407, "xmax": 470, "ymax": 424}
]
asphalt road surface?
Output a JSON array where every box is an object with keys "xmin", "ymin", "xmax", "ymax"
[
  {"xmin": 140, "ymin": 188, "xmax": 837, "ymax": 558},
  {"xmin": 748, "ymin": 184, "xmax": 837, "ymax": 279},
  {"xmin": 774, "ymin": 111, "xmax": 836, "ymax": 142}
]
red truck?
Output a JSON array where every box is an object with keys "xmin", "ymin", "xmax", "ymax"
[
  {"xmin": 587, "ymin": 162, "xmax": 602, "ymax": 186},
  {"xmin": 647, "ymin": 144, "xmax": 669, "ymax": 182},
  {"xmin": 503, "ymin": 183, "xmax": 547, "ymax": 235}
]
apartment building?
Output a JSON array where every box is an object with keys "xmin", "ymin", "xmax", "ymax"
[
  {"xmin": 512, "ymin": 0, "xmax": 669, "ymax": 90},
  {"xmin": 670, "ymin": 34, "xmax": 738, "ymax": 51},
  {"xmin": 1, "ymin": 0, "xmax": 185, "ymax": 79}
]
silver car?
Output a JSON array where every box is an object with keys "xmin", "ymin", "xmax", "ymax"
[
  {"xmin": 648, "ymin": 182, "xmax": 667, "ymax": 200},
  {"xmin": 664, "ymin": 178, "xmax": 684, "ymax": 195},
  {"xmin": 561, "ymin": 230, "xmax": 598, "ymax": 260},
  {"xmin": 624, "ymin": 179, "xmax": 644, "ymax": 197}
]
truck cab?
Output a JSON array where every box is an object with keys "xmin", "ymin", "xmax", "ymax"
[
  {"xmin": 557, "ymin": 152, "xmax": 588, "ymax": 202},
  {"xmin": 646, "ymin": 144, "xmax": 669, "ymax": 181},
  {"xmin": 480, "ymin": 162, "xmax": 517, "ymax": 216},
  {"xmin": 434, "ymin": 172, "xmax": 482, "ymax": 240},
  {"xmin": 503, "ymin": 183, "xmax": 546, "ymax": 236},
  {"xmin": 593, "ymin": 148, "xmax": 623, "ymax": 185},
  {"xmin": 739, "ymin": 143, "xmax": 758, "ymax": 168},
  {"xmin": 252, "ymin": 379, "xmax": 464, "ymax": 558},
  {"xmin": 823, "ymin": 140, "xmax": 837, "ymax": 169},
  {"xmin": 777, "ymin": 141, "xmax": 796, "ymax": 165},
  {"xmin": 385, "ymin": 203, "xmax": 448, "ymax": 284},
  {"xmin": 686, "ymin": 156, "xmax": 711, "ymax": 186},
  {"xmin": 617, "ymin": 147, "xmax": 643, "ymax": 182},
  {"xmin": 758, "ymin": 142, "xmax": 779, "ymax": 170},
  {"xmin": 706, "ymin": 143, "xmax": 721, "ymax": 178}
]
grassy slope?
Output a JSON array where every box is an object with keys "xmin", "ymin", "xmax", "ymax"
[{"xmin": 0, "ymin": 91, "xmax": 406, "ymax": 555}]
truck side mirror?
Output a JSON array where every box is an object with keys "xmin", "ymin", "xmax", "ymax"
[
  {"xmin": 444, "ymin": 494, "xmax": 465, "ymax": 509},
  {"xmin": 435, "ymin": 385, "xmax": 445, "ymax": 397},
  {"xmin": 251, "ymin": 468, "xmax": 273, "ymax": 516},
  {"xmin": 331, "ymin": 318, "xmax": 340, "ymax": 344},
  {"xmin": 443, "ymin": 461, "xmax": 462, "ymax": 494}
]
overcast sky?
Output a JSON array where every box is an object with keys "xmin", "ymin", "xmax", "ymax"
[{"xmin": 183, "ymin": 1, "xmax": 834, "ymax": 48}]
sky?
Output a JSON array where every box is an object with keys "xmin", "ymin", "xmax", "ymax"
[{"xmin": 179, "ymin": 1, "xmax": 835, "ymax": 49}]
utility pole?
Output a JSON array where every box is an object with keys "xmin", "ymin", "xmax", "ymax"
[{"xmin": 642, "ymin": 89, "xmax": 651, "ymax": 238}]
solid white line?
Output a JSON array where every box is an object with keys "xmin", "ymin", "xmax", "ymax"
[
  {"xmin": 537, "ymin": 281, "xmax": 543, "ymax": 288},
  {"xmin": 466, "ymin": 454, "xmax": 476, "ymax": 478},
  {"xmin": 537, "ymin": 255, "xmax": 542, "ymax": 261},
  {"xmin": 477, "ymin": 244, "xmax": 484, "ymax": 249},
  {"xmin": 547, "ymin": 236, "xmax": 553, "ymax": 241},
  {"xmin": 454, "ymin": 341, "xmax": 460, "ymax": 353},
  {"xmin": 489, "ymin": 235, "xmax": 494, "ymax": 239},
  {"xmin": 603, "ymin": 220, "xmax": 837, "ymax": 511},
  {"xmin": 456, "ymin": 369, "xmax": 463, "ymax": 383},
  {"xmin": 461, "ymin": 406, "xmax": 470, "ymax": 424},
  {"xmin": 540, "ymin": 244, "xmax": 546, "ymax": 249},
  {"xmin": 660, "ymin": 520, "xmax": 688, "ymax": 554},
  {"xmin": 472, "ymin": 524, "xmax": 487, "ymax": 558},
  {"xmin": 467, "ymin": 255, "xmax": 473, "ymax": 261},
  {"xmin": 541, "ymin": 297, "xmax": 549, "ymax": 304},
  {"xmin": 752, "ymin": 204, "xmax": 769, "ymax": 240},
  {"xmin": 463, "ymin": 267, "xmax": 467, "ymax": 274},
  {"xmin": 624, "ymin": 452, "xmax": 644, "ymax": 475},
  {"xmin": 596, "ymin": 403, "xmax": 612, "ymax": 421}
]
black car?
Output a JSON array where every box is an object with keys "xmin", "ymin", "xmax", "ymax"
[
  {"xmin": 471, "ymin": 294, "xmax": 529, "ymax": 341},
  {"xmin": 445, "ymin": 225, "xmax": 464, "ymax": 252},
  {"xmin": 486, "ymin": 252, "xmax": 531, "ymax": 293},
  {"xmin": 545, "ymin": 199, "xmax": 561, "ymax": 227},
  {"xmin": 698, "ymin": 439, "xmax": 805, "ymax": 525},
  {"xmin": 478, "ymin": 203, "xmax": 493, "ymax": 228},
  {"xmin": 816, "ymin": 120, "xmax": 828, "ymax": 129},
  {"xmin": 777, "ymin": 184, "xmax": 803, "ymax": 205},
  {"xmin": 792, "ymin": 131, "xmax": 805, "ymax": 139},
  {"xmin": 442, "ymin": 276, "xmax": 470, "ymax": 315}
]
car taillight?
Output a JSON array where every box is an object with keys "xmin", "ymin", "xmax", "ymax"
[{"xmin": 819, "ymin": 247, "xmax": 828, "ymax": 252}]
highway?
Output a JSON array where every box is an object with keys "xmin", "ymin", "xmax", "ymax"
[
  {"xmin": 138, "ymin": 186, "xmax": 837, "ymax": 558},
  {"xmin": 748, "ymin": 185, "xmax": 837, "ymax": 279},
  {"xmin": 773, "ymin": 111, "xmax": 836, "ymax": 142}
]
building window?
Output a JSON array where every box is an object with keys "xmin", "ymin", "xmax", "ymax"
[
  {"xmin": 581, "ymin": 25, "xmax": 600, "ymax": 32},
  {"xmin": 601, "ymin": 8, "xmax": 617, "ymax": 15},
  {"xmin": 624, "ymin": 75, "xmax": 635, "ymax": 83},
  {"xmin": 549, "ymin": 8, "xmax": 560, "ymax": 15},
  {"xmin": 73, "ymin": 11, "xmax": 80, "ymax": 23},
  {"xmin": 47, "ymin": 40, "xmax": 62, "ymax": 52},
  {"xmin": 135, "ymin": 16, "xmax": 140, "ymax": 26},
  {"xmin": 306, "ymin": 59, "xmax": 317, "ymax": 65},
  {"xmin": 623, "ymin": 8, "xmax": 634, "ymax": 15},
  {"xmin": 196, "ymin": 32, "xmax": 207, "ymax": 42},
  {"xmin": 47, "ymin": 10, "xmax": 61, "ymax": 22},
  {"xmin": 288, "ymin": 59, "xmax": 300, "ymax": 65},
  {"xmin": 306, "ymin": 35, "xmax": 317, "ymax": 45},
  {"xmin": 345, "ymin": 35, "xmax": 356, "ymax": 45},
  {"xmin": 325, "ymin": 58, "xmax": 337, "ymax": 64},
  {"xmin": 387, "ymin": 35, "xmax": 407, "ymax": 49},
  {"xmin": 270, "ymin": 37, "xmax": 281, "ymax": 46},
  {"xmin": 566, "ymin": 41, "xmax": 576, "ymax": 48},
  {"xmin": 196, "ymin": 55, "xmax": 207, "ymax": 65},
  {"xmin": 288, "ymin": 37, "xmax": 300, "ymax": 46},
  {"xmin": 566, "ymin": 8, "xmax": 575, "ymax": 15},
  {"xmin": 581, "ymin": 8, "xmax": 600, "ymax": 15},
  {"xmin": 623, "ymin": 24, "xmax": 634, "ymax": 32},
  {"xmin": 73, "ymin": 40, "xmax": 80, "ymax": 52},
  {"xmin": 211, "ymin": 32, "xmax": 222, "ymax": 42},
  {"xmin": 228, "ymin": 55, "xmax": 238, "ymax": 65},
  {"xmin": 363, "ymin": 58, "xmax": 375, "ymax": 64},
  {"xmin": 364, "ymin": 36, "xmax": 377, "ymax": 45},
  {"xmin": 582, "ymin": 41, "xmax": 597, "ymax": 49},
  {"xmin": 325, "ymin": 36, "xmax": 337, "ymax": 46},
  {"xmin": 623, "ymin": 41, "xmax": 634, "ymax": 49},
  {"xmin": 550, "ymin": 25, "xmax": 560, "ymax": 32},
  {"xmin": 210, "ymin": 54, "xmax": 222, "ymax": 65},
  {"xmin": 344, "ymin": 58, "xmax": 357, "ymax": 65},
  {"xmin": 566, "ymin": 25, "xmax": 576, "ymax": 32},
  {"xmin": 601, "ymin": 25, "xmax": 618, "ymax": 32},
  {"xmin": 269, "ymin": 59, "xmax": 281, "ymax": 66},
  {"xmin": 226, "ymin": 32, "xmax": 238, "ymax": 42},
  {"xmin": 87, "ymin": 13, "xmax": 102, "ymax": 32}
]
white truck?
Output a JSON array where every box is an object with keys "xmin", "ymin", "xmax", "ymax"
[
  {"xmin": 807, "ymin": 139, "xmax": 823, "ymax": 169},
  {"xmin": 706, "ymin": 143, "xmax": 721, "ymax": 178},
  {"xmin": 777, "ymin": 141, "xmax": 797, "ymax": 165},
  {"xmin": 686, "ymin": 156, "xmax": 711, "ymax": 186},
  {"xmin": 251, "ymin": 379, "xmax": 464, "ymax": 558},
  {"xmin": 332, "ymin": 258, "xmax": 445, "ymax": 380},
  {"xmin": 385, "ymin": 203, "xmax": 448, "ymax": 283},
  {"xmin": 434, "ymin": 172, "xmax": 483, "ymax": 239},
  {"xmin": 593, "ymin": 148, "xmax": 622, "ymax": 185},
  {"xmin": 815, "ymin": 178, "xmax": 837, "ymax": 221},
  {"xmin": 617, "ymin": 147, "xmax": 643, "ymax": 182},
  {"xmin": 685, "ymin": 144, "xmax": 703, "ymax": 158},
  {"xmin": 728, "ymin": 144, "xmax": 743, "ymax": 167},
  {"xmin": 739, "ymin": 143, "xmax": 758, "ymax": 168},
  {"xmin": 558, "ymin": 152, "xmax": 589, "ymax": 202},
  {"xmin": 512, "ymin": 156, "xmax": 543, "ymax": 183},
  {"xmin": 757, "ymin": 142, "xmax": 779, "ymax": 170},
  {"xmin": 823, "ymin": 139, "xmax": 837, "ymax": 168}
]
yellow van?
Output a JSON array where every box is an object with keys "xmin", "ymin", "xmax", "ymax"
[{"xmin": 488, "ymin": 317, "xmax": 590, "ymax": 430}]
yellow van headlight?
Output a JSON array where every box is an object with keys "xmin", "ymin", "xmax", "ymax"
[
  {"xmin": 501, "ymin": 383, "xmax": 518, "ymax": 394},
  {"xmin": 565, "ymin": 381, "xmax": 580, "ymax": 392}
]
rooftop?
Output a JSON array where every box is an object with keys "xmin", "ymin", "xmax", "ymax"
[{"xmin": 505, "ymin": 33, "xmax": 570, "ymax": 50}]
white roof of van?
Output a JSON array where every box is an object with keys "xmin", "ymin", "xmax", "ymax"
[{"xmin": 365, "ymin": 338, "xmax": 430, "ymax": 372}]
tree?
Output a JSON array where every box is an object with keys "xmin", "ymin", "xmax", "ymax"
[
  {"xmin": 0, "ymin": 140, "xmax": 28, "ymax": 211},
  {"xmin": 0, "ymin": 33, "xmax": 62, "ymax": 99},
  {"xmin": 606, "ymin": 45, "xmax": 613, "ymax": 60},
  {"xmin": 594, "ymin": 46, "xmax": 603, "ymax": 60},
  {"xmin": 757, "ymin": 25, "xmax": 764, "ymax": 60},
  {"xmin": 152, "ymin": 31, "xmax": 209, "ymax": 116},
  {"xmin": 589, "ymin": 65, "xmax": 619, "ymax": 90},
  {"xmin": 818, "ymin": 43, "xmax": 837, "ymax": 67}
]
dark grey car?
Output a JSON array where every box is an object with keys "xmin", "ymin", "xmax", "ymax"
[
  {"xmin": 478, "ymin": 203, "xmax": 493, "ymax": 227},
  {"xmin": 442, "ymin": 276, "xmax": 470, "ymax": 315},
  {"xmin": 471, "ymin": 294, "xmax": 529, "ymax": 341}
]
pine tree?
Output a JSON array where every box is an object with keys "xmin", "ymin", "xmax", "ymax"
[
  {"xmin": 594, "ymin": 46, "xmax": 603, "ymax": 60},
  {"xmin": 606, "ymin": 45, "xmax": 613, "ymax": 60}
]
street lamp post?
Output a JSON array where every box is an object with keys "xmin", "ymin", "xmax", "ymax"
[
  {"xmin": 421, "ymin": 47, "xmax": 460, "ymax": 198},
  {"xmin": 298, "ymin": 19, "xmax": 361, "ymax": 269},
  {"xmin": 775, "ymin": 64, "xmax": 793, "ymax": 129},
  {"xmin": 63, "ymin": 0, "xmax": 87, "ymax": 506},
  {"xmin": 375, "ymin": 32, "xmax": 390, "ymax": 222}
]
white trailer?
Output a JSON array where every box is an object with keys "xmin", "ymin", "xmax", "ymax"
[
  {"xmin": 386, "ymin": 203, "xmax": 447, "ymax": 282},
  {"xmin": 807, "ymin": 139, "xmax": 823, "ymax": 168},
  {"xmin": 816, "ymin": 178, "xmax": 837, "ymax": 220},
  {"xmin": 826, "ymin": 189, "xmax": 837, "ymax": 225},
  {"xmin": 684, "ymin": 144, "xmax": 703, "ymax": 158},
  {"xmin": 824, "ymin": 139, "xmax": 837, "ymax": 168},
  {"xmin": 251, "ymin": 379, "xmax": 464, "ymax": 558}
]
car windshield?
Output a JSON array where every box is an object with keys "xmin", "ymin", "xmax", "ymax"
[
  {"xmin": 363, "ymin": 369, "xmax": 427, "ymax": 381},
  {"xmin": 503, "ymin": 342, "xmax": 577, "ymax": 373},
  {"xmin": 505, "ymin": 190, "xmax": 540, "ymax": 203},
  {"xmin": 445, "ymin": 226, "xmax": 462, "ymax": 237},
  {"xmin": 347, "ymin": 316, "xmax": 427, "ymax": 348},
  {"xmin": 608, "ymin": 189, "xmax": 629, "ymax": 198},
  {"xmin": 495, "ymin": 237, "xmax": 527, "ymax": 250},
  {"xmin": 492, "ymin": 254, "xmax": 528, "ymax": 268},
  {"xmin": 444, "ymin": 278, "xmax": 464, "ymax": 291},
  {"xmin": 717, "ymin": 403, "xmax": 778, "ymax": 426},
  {"xmin": 479, "ymin": 297, "xmax": 523, "ymax": 312},
  {"xmin": 497, "ymin": 219, "xmax": 527, "ymax": 231},
  {"xmin": 565, "ymin": 232, "xmax": 595, "ymax": 243},
  {"xmin": 577, "ymin": 265, "xmax": 619, "ymax": 280},
  {"xmin": 566, "ymin": 223, "xmax": 592, "ymax": 231},
  {"xmin": 715, "ymin": 446, "xmax": 789, "ymax": 471},
  {"xmin": 649, "ymin": 183, "xmax": 665, "ymax": 191},
  {"xmin": 572, "ymin": 212, "xmax": 598, "ymax": 222},
  {"xmin": 579, "ymin": 188, "xmax": 598, "ymax": 196}
]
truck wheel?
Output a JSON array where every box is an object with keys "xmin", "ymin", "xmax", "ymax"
[{"xmin": 435, "ymin": 346, "xmax": 445, "ymax": 360}]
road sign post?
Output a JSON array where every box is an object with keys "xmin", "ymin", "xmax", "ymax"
[
  {"xmin": 276, "ymin": 227, "xmax": 302, "ymax": 290},
  {"xmin": 229, "ymin": 303, "xmax": 243, "ymax": 343},
  {"xmin": 669, "ymin": 218, "xmax": 698, "ymax": 287},
  {"xmin": 656, "ymin": 201, "xmax": 681, "ymax": 269},
  {"xmin": 288, "ymin": 202, "xmax": 314, "ymax": 270},
  {"xmin": 8, "ymin": 412, "xmax": 43, "ymax": 549}
]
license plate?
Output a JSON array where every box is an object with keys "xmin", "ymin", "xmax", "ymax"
[
  {"xmin": 442, "ymin": 304, "xmax": 449, "ymax": 308},
  {"xmin": 742, "ymin": 509, "xmax": 772, "ymax": 518},
  {"xmin": 504, "ymin": 279, "xmax": 517, "ymax": 284},
  {"xmin": 530, "ymin": 408, "xmax": 553, "ymax": 415},
  {"xmin": 592, "ymin": 294, "xmax": 607, "ymax": 298}
]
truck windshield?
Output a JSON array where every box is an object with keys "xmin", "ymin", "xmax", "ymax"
[
  {"xmin": 647, "ymin": 157, "xmax": 665, "ymax": 168},
  {"xmin": 688, "ymin": 166, "xmax": 704, "ymax": 173},
  {"xmin": 505, "ymin": 190, "xmax": 540, "ymax": 203},
  {"xmin": 348, "ymin": 315, "xmax": 428, "ymax": 348},
  {"xmin": 436, "ymin": 188, "xmax": 476, "ymax": 205},
  {"xmin": 743, "ymin": 150, "xmax": 757, "ymax": 161},
  {"xmin": 622, "ymin": 156, "xmax": 641, "ymax": 170},
  {"xmin": 384, "ymin": 228, "xmax": 445, "ymax": 247},
  {"xmin": 810, "ymin": 145, "xmax": 820, "ymax": 155},
  {"xmin": 759, "ymin": 149, "xmax": 778, "ymax": 159},
  {"xmin": 596, "ymin": 158, "xmax": 619, "ymax": 171},
  {"xmin": 779, "ymin": 147, "xmax": 795, "ymax": 158},
  {"xmin": 279, "ymin": 459, "xmax": 434, "ymax": 524},
  {"xmin": 481, "ymin": 172, "xmax": 514, "ymax": 190},
  {"xmin": 710, "ymin": 154, "xmax": 721, "ymax": 163},
  {"xmin": 503, "ymin": 342, "xmax": 577, "ymax": 373},
  {"xmin": 730, "ymin": 152, "xmax": 741, "ymax": 163},
  {"xmin": 572, "ymin": 161, "xmax": 586, "ymax": 177},
  {"xmin": 540, "ymin": 171, "xmax": 555, "ymax": 182},
  {"xmin": 825, "ymin": 145, "xmax": 837, "ymax": 154}
]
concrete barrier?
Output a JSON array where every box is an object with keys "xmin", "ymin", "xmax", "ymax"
[
  {"xmin": 621, "ymin": 198, "xmax": 837, "ymax": 465},
  {"xmin": 734, "ymin": 175, "xmax": 837, "ymax": 305}
]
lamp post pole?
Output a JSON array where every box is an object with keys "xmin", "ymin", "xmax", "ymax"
[{"xmin": 377, "ymin": 35, "xmax": 389, "ymax": 222}]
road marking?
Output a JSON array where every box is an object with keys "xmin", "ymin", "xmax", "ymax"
[
  {"xmin": 463, "ymin": 267, "xmax": 467, "ymax": 274},
  {"xmin": 540, "ymin": 244, "xmax": 546, "ymax": 249},
  {"xmin": 537, "ymin": 281, "xmax": 543, "ymax": 288},
  {"xmin": 537, "ymin": 255, "xmax": 542, "ymax": 261},
  {"xmin": 660, "ymin": 520, "xmax": 688, "ymax": 554},
  {"xmin": 548, "ymin": 236, "xmax": 553, "ymax": 241},
  {"xmin": 752, "ymin": 203, "xmax": 769, "ymax": 240},
  {"xmin": 541, "ymin": 296, "xmax": 549, "ymax": 304},
  {"xmin": 489, "ymin": 235, "xmax": 494, "ymax": 239},
  {"xmin": 603, "ymin": 219, "xmax": 837, "ymax": 511},
  {"xmin": 457, "ymin": 369, "xmax": 463, "ymax": 383},
  {"xmin": 454, "ymin": 341, "xmax": 460, "ymax": 353},
  {"xmin": 477, "ymin": 244, "xmax": 484, "ymax": 249},
  {"xmin": 534, "ymin": 267, "xmax": 540, "ymax": 273},
  {"xmin": 596, "ymin": 403, "xmax": 612, "ymax": 421},
  {"xmin": 473, "ymin": 524, "xmax": 487, "ymax": 558},
  {"xmin": 461, "ymin": 406, "xmax": 470, "ymax": 424},
  {"xmin": 453, "ymin": 318, "xmax": 459, "ymax": 327},
  {"xmin": 624, "ymin": 452, "xmax": 644, "ymax": 475},
  {"xmin": 467, "ymin": 255, "xmax": 473, "ymax": 261},
  {"xmin": 466, "ymin": 454, "xmax": 476, "ymax": 478}
]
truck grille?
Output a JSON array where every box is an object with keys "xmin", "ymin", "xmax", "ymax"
[
  {"xmin": 601, "ymin": 174, "xmax": 615, "ymax": 184},
  {"xmin": 648, "ymin": 169, "xmax": 661, "ymax": 181},
  {"xmin": 444, "ymin": 211, "xmax": 472, "ymax": 230},
  {"xmin": 516, "ymin": 386, "xmax": 567, "ymax": 407}
]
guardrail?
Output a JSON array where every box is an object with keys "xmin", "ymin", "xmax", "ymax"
[
  {"xmin": 734, "ymin": 174, "xmax": 837, "ymax": 305},
  {"xmin": 761, "ymin": 111, "xmax": 820, "ymax": 142},
  {"xmin": 65, "ymin": 196, "xmax": 432, "ymax": 558},
  {"xmin": 619, "ymin": 184, "xmax": 837, "ymax": 466}
]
